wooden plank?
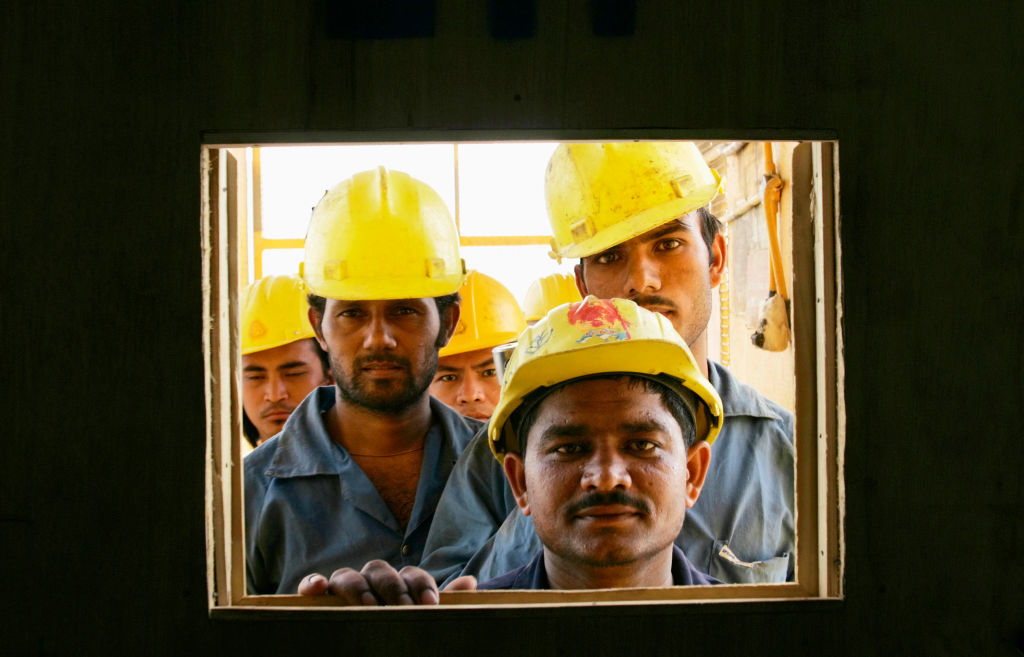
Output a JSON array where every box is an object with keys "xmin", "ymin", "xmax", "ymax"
[
  {"xmin": 789, "ymin": 142, "xmax": 820, "ymax": 595},
  {"xmin": 813, "ymin": 141, "xmax": 844, "ymax": 597},
  {"xmin": 232, "ymin": 581, "xmax": 812, "ymax": 608}
]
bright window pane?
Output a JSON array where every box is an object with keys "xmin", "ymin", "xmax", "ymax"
[
  {"xmin": 259, "ymin": 144, "xmax": 456, "ymax": 240},
  {"xmin": 260, "ymin": 248, "xmax": 305, "ymax": 278},
  {"xmin": 457, "ymin": 143, "xmax": 559, "ymax": 236},
  {"xmin": 461, "ymin": 244, "xmax": 576, "ymax": 307}
]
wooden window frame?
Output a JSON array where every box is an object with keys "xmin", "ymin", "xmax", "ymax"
[{"xmin": 201, "ymin": 131, "xmax": 844, "ymax": 615}]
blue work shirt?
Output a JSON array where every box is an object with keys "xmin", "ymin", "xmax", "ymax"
[
  {"xmin": 478, "ymin": 545, "xmax": 720, "ymax": 590},
  {"xmin": 420, "ymin": 361, "xmax": 794, "ymax": 586},
  {"xmin": 244, "ymin": 387, "xmax": 480, "ymax": 594}
]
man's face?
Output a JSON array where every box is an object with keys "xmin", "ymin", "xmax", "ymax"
[
  {"xmin": 429, "ymin": 346, "xmax": 500, "ymax": 420},
  {"xmin": 575, "ymin": 211, "xmax": 724, "ymax": 350},
  {"xmin": 313, "ymin": 298, "xmax": 455, "ymax": 414},
  {"xmin": 503, "ymin": 378, "xmax": 710, "ymax": 573},
  {"xmin": 242, "ymin": 338, "xmax": 331, "ymax": 444}
]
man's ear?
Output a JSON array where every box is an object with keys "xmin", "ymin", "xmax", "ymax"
[
  {"xmin": 503, "ymin": 452, "xmax": 531, "ymax": 517},
  {"xmin": 574, "ymin": 262, "xmax": 589, "ymax": 297},
  {"xmin": 684, "ymin": 441, "xmax": 712, "ymax": 508},
  {"xmin": 439, "ymin": 301, "xmax": 461, "ymax": 348},
  {"xmin": 309, "ymin": 306, "xmax": 328, "ymax": 351},
  {"xmin": 708, "ymin": 232, "xmax": 727, "ymax": 288}
]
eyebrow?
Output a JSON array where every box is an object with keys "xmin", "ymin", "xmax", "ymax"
[
  {"xmin": 537, "ymin": 424, "xmax": 589, "ymax": 443},
  {"xmin": 278, "ymin": 361, "xmax": 311, "ymax": 370},
  {"xmin": 641, "ymin": 220, "xmax": 691, "ymax": 243},
  {"xmin": 472, "ymin": 358, "xmax": 495, "ymax": 370},
  {"xmin": 619, "ymin": 420, "xmax": 672, "ymax": 435}
]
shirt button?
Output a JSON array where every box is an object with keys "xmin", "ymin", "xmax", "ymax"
[{"xmin": 401, "ymin": 544, "xmax": 410, "ymax": 556}]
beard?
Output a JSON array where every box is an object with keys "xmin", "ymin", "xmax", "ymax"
[
  {"xmin": 331, "ymin": 349, "xmax": 438, "ymax": 415},
  {"xmin": 325, "ymin": 308, "xmax": 450, "ymax": 415}
]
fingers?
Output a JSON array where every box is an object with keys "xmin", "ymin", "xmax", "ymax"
[
  {"xmin": 361, "ymin": 560, "xmax": 439, "ymax": 606},
  {"xmin": 295, "ymin": 561, "xmax": 444, "ymax": 606},
  {"xmin": 442, "ymin": 575, "xmax": 478, "ymax": 592},
  {"xmin": 298, "ymin": 573, "xmax": 330, "ymax": 596},
  {"xmin": 327, "ymin": 567, "xmax": 380, "ymax": 606}
]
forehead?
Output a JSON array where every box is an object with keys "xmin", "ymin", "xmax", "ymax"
[
  {"xmin": 529, "ymin": 378, "xmax": 677, "ymax": 434},
  {"xmin": 325, "ymin": 297, "xmax": 436, "ymax": 312},
  {"xmin": 241, "ymin": 338, "xmax": 319, "ymax": 369},
  {"xmin": 596, "ymin": 213, "xmax": 702, "ymax": 254},
  {"xmin": 437, "ymin": 347, "xmax": 495, "ymax": 370}
]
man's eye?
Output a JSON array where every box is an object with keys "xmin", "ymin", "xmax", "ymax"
[
  {"xmin": 285, "ymin": 370, "xmax": 310, "ymax": 378},
  {"xmin": 656, "ymin": 238, "xmax": 682, "ymax": 251},
  {"xmin": 393, "ymin": 306, "xmax": 418, "ymax": 316},
  {"xmin": 593, "ymin": 251, "xmax": 620, "ymax": 265},
  {"xmin": 244, "ymin": 375, "xmax": 265, "ymax": 382},
  {"xmin": 627, "ymin": 439, "xmax": 657, "ymax": 452},
  {"xmin": 436, "ymin": 374, "xmax": 457, "ymax": 383},
  {"xmin": 339, "ymin": 309, "xmax": 362, "ymax": 318},
  {"xmin": 554, "ymin": 443, "xmax": 586, "ymax": 455},
  {"xmin": 482, "ymin": 368, "xmax": 496, "ymax": 378}
]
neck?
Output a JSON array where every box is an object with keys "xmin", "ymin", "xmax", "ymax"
[
  {"xmin": 541, "ymin": 547, "xmax": 675, "ymax": 590},
  {"xmin": 325, "ymin": 391, "xmax": 433, "ymax": 456},
  {"xmin": 687, "ymin": 328, "xmax": 710, "ymax": 378}
]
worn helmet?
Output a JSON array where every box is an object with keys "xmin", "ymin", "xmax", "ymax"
[
  {"xmin": 545, "ymin": 142, "xmax": 722, "ymax": 261},
  {"xmin": 439, "ymin": 271, "xmax": 526, "ymax": 357},
  {"xmin": 488, "ymin": 296, "xmax": 723, "ymax": 460},
  {"xmin": 521, "ymin": 272, "xmax": 582, "ymax": 323},
  {"xmin": 241, "ymin": 274, "xmax": 317, "ymax": 355},
  {"xmin": 301, "ymin": 167, "xmax": 466, "ymax": 300}
]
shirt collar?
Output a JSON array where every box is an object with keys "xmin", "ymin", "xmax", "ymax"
[
  {"xmin": 707, "ymin": 360, "xmax": 783, "ymax": 421},
  {"xmin": 264, "ymin": 387, "xmax": 477, "ymax": 479}
]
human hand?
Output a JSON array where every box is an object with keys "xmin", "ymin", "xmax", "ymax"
[{"xmin": 298, "ymin": 560, "xmax": 476, "ymax": 605}]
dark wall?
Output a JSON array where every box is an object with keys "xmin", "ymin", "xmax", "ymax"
[{"xmin": 3, "ymin": 1, "xmax": 1022, "ymax": 655}]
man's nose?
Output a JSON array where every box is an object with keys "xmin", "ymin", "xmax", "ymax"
[
  {"xmin": 625, "ymin": 252, "xmax": 661, "ymax": 296},
  {"xmin": 581, "ymin": 446, "xmax": 632, "ymax": 491},
  {"xmin": 456, "ymin": 376, "xmax": 485, "ymax": 404},
  {"xmin": 265, "ymin": 373, "xmax": 288, "ymax": 402},
  {"xmin": 362, "ymin": 313, "xmax": 398, "ymax": 350}
]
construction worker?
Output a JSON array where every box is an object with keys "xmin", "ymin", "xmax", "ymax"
[
  {"xmin": 297, "ymin": 298, "xmax": 722, "ymax": 601},
  {"xmin": 429, "ymin": 270, "xmax": 526, "ymax": 421},
  {"xmin": 421, "ymin": 142, "xmax": 795, "ymax": 585},
  {"xmin": 244, "ymin": 167, "xmax": 481, "ymax": 594},
  {"xmin": 240, "ymin": 274, "xmax": 332, "ymax": 449},
  {"xmin": 521, "ymin": 272, "xmax": 582, "ymax": 325}
]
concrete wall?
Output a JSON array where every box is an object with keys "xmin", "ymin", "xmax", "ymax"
[{"xmin": 3, "ymin": 1, "xmax": 1021, "ymax": 655}]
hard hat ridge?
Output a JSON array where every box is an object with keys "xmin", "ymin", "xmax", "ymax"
[{"xmin": 301, "ymin": 167, "xmax": 466, "ymax": 301}]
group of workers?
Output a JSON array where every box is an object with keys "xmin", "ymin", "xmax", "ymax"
[{"xmin": 239, "ymin": 142, "xmax": 794, "ymax": 600}]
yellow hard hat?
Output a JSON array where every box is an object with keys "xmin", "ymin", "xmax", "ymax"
[
  {"xmin": 439, "ymin": 271, "xmax": 527, "ymax": 357},
  {"xmin": 545, "ymin": 142, "xmax": 722, "ymax": 261},
  {"xmin": 521, "ymin": 272, "xmax": 583, "ymax": 322},
  {"xmin": 301, "ymin": 167, "xmax": 466, "ymax": 300},
  {"xmin": 241, "ymin": 274, "xmax": 317, "ymax": 355},
  {"xmin": 488, "ymin": 296, "xmax": 723, "ymax": 461}
]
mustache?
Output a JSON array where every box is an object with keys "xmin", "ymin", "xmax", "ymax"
[
  {"xmin": 259, "ymin": 402, "xmax": 296, "ymax": 418},
  {"xmin": 628, "ymin": 294, "xmax": 678, "ymax": 312},
  {"xmin": 565, "ymin": 490, "xmax": 650, "ymax": 516},
  {"xmin": 354, "ymin": 353, "xmax": 411, "ymax": 370}
]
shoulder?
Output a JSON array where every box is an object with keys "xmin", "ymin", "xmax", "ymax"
[
  {"xmin": 430, "ymin": 397, "xmax": 485, "ymax": 450},
  {"xmin": 708, "ymin": 361, "xmax": 794, "ymax": 447},
  {"xmin": 477, "ymin": 553, "xmax": 544, "ymax": 590}
]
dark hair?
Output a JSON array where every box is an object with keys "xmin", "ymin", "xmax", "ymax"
[
  {"xmin": 694, "ymin": 206, "xmax": 722, "ymax": 260},
  {"xmin": 512, "ymin": 374, "xmax": 697, "ymax": 454},
  {"xmin": 306, "ymin": 292, "xmax": 460, "ymax": 327},
  {"xmin": 242, "ymin": 413, "xmax": 260, "ymax": 448}
]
